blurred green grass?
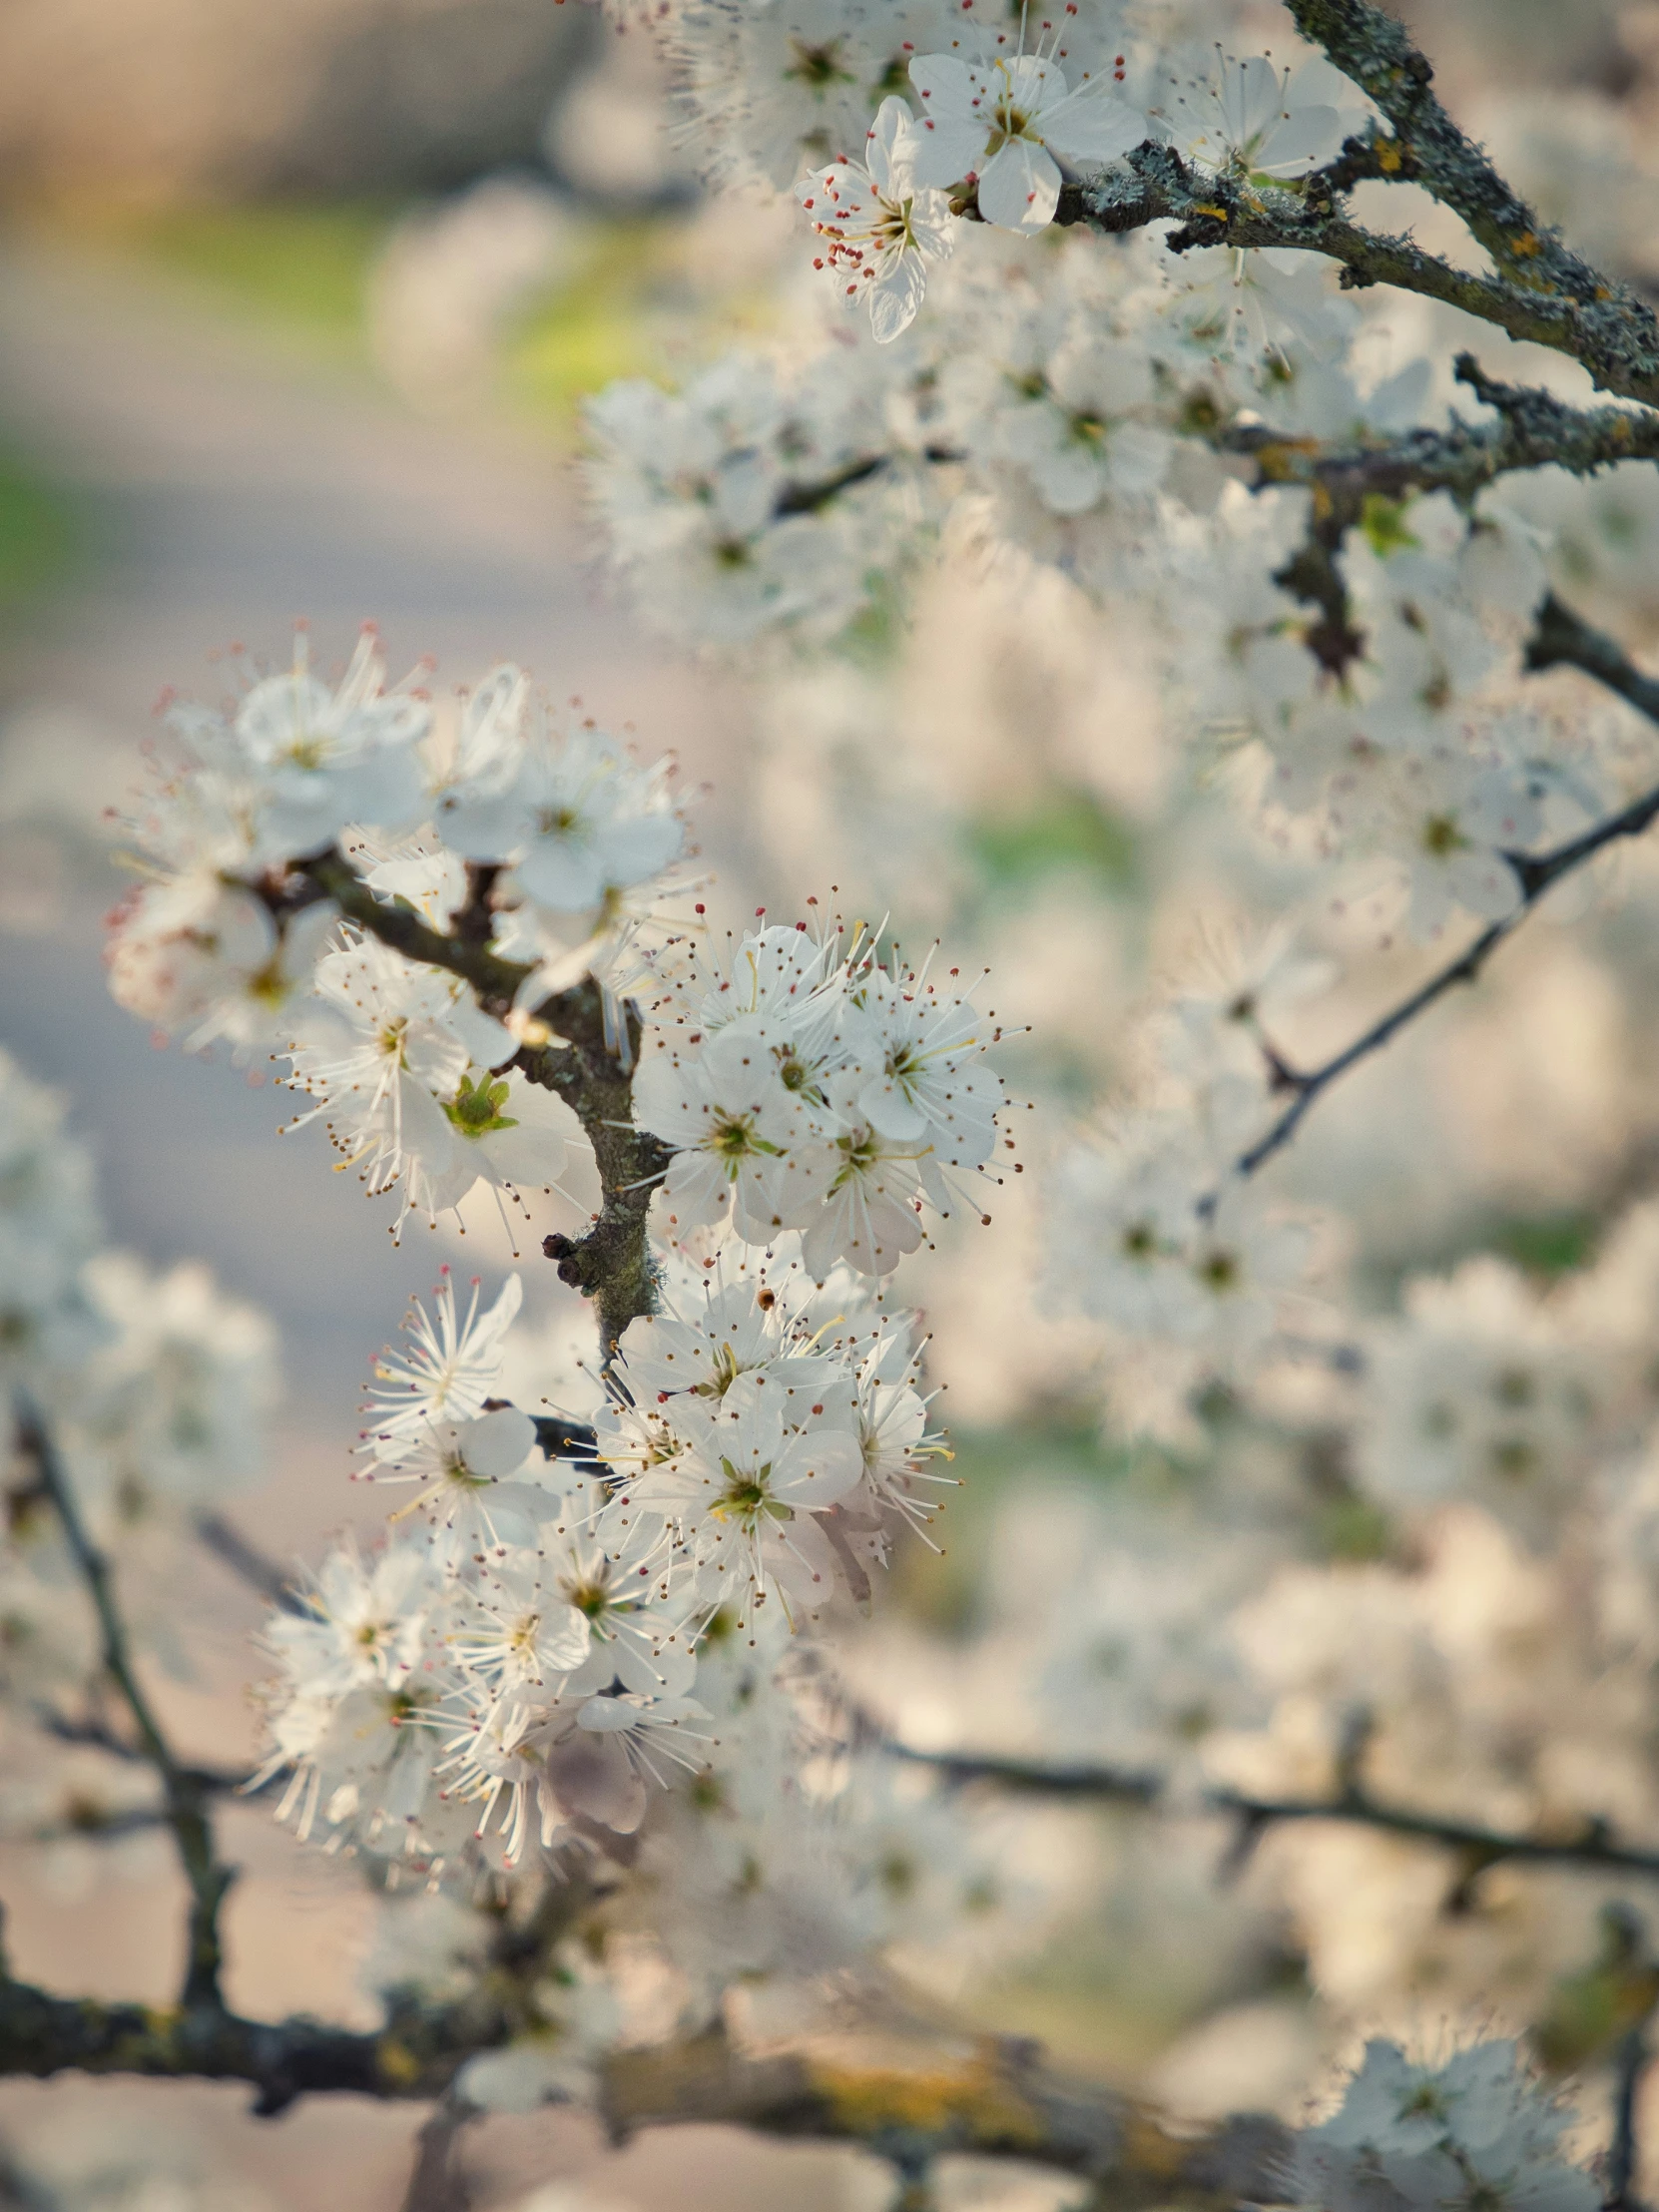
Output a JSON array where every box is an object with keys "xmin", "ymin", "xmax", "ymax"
[
  {"xmin": 0, "ymin": 446, "xmax": 79, "ymax": 616},
  {"xmin": 62, "ymin": 200, "xmax": 678, "ymax": 434},
  {"xmin": 119, "ymin": 202, "xmax": 395, "ymax": 339},
  {"xmin": 501, "ymin": 221, "xmax": 668, "ymax": 419},
  {"xmin": 968, "ymin": 785, "xmax": 1138, "ymax": 895}
]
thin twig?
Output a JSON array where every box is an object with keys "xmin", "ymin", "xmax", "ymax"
[
  {"xmin": 400, "ymin": 2091, "xmax": 477, "ymax": 2212},
  {"xmin": 14, "ymin": 1398, "xmax": 235, "ymax": 2009},
  {"xmin": 1235, "ymin": 913, "xmax": 1515, "ymax": 1181},
  {"xmin": 888, "ymin": 1743, "xmax": 1659, "ymax": 1886},
  {"xmin": 1528, "ymin": 594, "xmax": 1659, "ymax": 726},
  {"xmin": 1234, "ymin": 599, "xmax": 1659, "ymax": 1182},
  {"xmin": 195, "ymin": 1512, "xmax": 306, "ymax": 1615},
  {"xmin": 30, "ymin": 1702, "xmax": 255, "ymax": 1796},
  {"xmin": 1610, "ymin": 2020, "xmax": 1651, "ymax": 2212}
]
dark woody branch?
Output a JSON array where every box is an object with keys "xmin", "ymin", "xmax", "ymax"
[
  {"xmin": 1284, "ymin": 0, "xmax": 1646, "ymax": 307},
  {"xmin": 1249, "ymin": 360, "xmax": 1659, "ymax": 680},
  {"xmin": 1059, "ymin": 143, "xmax": 1659, "ymax": 411},
  {"xmin": 1528, "ymin": 593, "xmax": 1659, "ymax": 724},
  {"xmin": 0, "ymin": 1951, "xmax": 1291, "ymax": 2203},
  {"xmin": 1072, "ymin": 0, "xmax": 1659, "ymax": 403},
  {"xmin": 1236, "ymin": 357, "xmax": 1659, "ymax": 514},
  {"xmin": 293, "ymin": 849, "xmax": 668, "ymax": 1360},
  {"xmin": 890, "ymin": 1744, "xmax": 1659, "ymax": 1888}
]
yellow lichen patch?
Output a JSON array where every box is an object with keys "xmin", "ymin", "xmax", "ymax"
[
  {"xmin": 1121, "ymin": 2104, "xmax": 1201, "ymax": 2186},
  {"xmin": 1192, "ymin": 204, "xmax": 1230, "ymax": 223},
  {"xmin": 1510, "ymin": 232, "xmax": 1542, "ymax": 258},
  {"xmin": 808, "ymin": 2044, "xmax": 1046, "ymax": 2151},
  {"xmin": 375, "ymin": 2035, "xmax": 424, "ymax": 2088},
  {"xmin": 1253, "ymin": 438, "xmax": 1324, "ymax": 483},
  {"xmin": 1379, "ymin": 141, "xmax": 1404, "ymax": 174}
]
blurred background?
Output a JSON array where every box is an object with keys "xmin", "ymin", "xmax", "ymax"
[{"xmin": 3, "ymin": 1, "xmax": 1659, "ymax": 2205}]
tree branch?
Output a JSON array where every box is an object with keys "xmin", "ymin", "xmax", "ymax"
[
  {"xmin": 598, "ymin": 2022, "xmax": 1291, "ymax": 2202},
  {"xmin": 194, "ymin": 1511, "xmax": 306, "ymax": 1615},
  {"xmin": 0, "ymin": 1960, "xmax": 477, "ymax": 2115},
  {"xmin": 888, "ymin": 1745, "xmax": 1659, "ymax": 1888},
  {"xmin": 1284, "ymin": 0, "xmax": 1646, "ymax": 302},
  {"xmin": 1609, "ymin": 2019, "xmax": 1652, "ymax": 2212},
  {"xmin": 1055, "ymin": 138, "xmax": 1659, "ymax": 409},
  {"xmin": 14, "ymin": 1399, "xmax": 235, "ymax": 2010},
  {"xmin": 297, "ymin": 851, "xmax": 534, "ymax": 1014},
  {"xmin": 400, "ymin": 2090, "xmax": 478, "ymax": 2212},
  {"xmin": 29, "ymin": 1703, "xmax": 255, "ymax": 1799},
  {"xmin": 1527, "ymin": 593, "xmax": 1659, "ymax": 725},
  {"xmin": 1236, "ymin": 357, "xmax": 1659, "ymax": 513},
  {"xmin": 0, "ymin": 1956, "xmax": 1292, "ymax": 2201},
  {"xmin": 1235, "ymin": 911, "xmax": 1517, "ymax": 1180},
  {"xmin": 293, "ymin": 848, "xmax": 671, "ymax": 1364}
]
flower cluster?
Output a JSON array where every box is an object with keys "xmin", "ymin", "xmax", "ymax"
[
  {"xmin": 635, "ymin": 915, "xmax": 1008, "ymax": 1277},
  {"xmin": 258, "ymin": 1246, "xmax": 954, "ymax": 1870},
  {"xmin": 1293, "ymin": 2040, "xmax": 1598, "ymax": 2212},
  {"xmin": 106, "ymin": 639, "xmax": 696, "ymax": 1237},
  {"xmin": 584, "ymin": 352, "xmax": 910, "ymax": 649}
]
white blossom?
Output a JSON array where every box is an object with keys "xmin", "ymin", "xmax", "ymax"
[
  {"xmin": 907, "ymin": 45, "xmax": 1144, "ymax": 234},
  {"xmin": 796, "ymin": 96, "xmax": 956, "ymax": 341}
]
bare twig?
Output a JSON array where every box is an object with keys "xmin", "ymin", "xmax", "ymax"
[
  {"xmin": 1528, "ymin": 594, "xmax": 1659, "ymax": 726},
  {"xmin": 14, "ymin": 1399, "xmax": 235, "ymax": 2010},
  {"xmin": 1231, "ymin": 599, "xmax": 1659, "ymax": 1182},
  {"xmin": 400, "ymin": 2091, "xmax": 478, "ymax": 2212},
  {"xmin": 897, "ymin": 1734, "xmax": 1659, "ymax": 1893},
  {"xmin": 888, "ymin": 1742, "xmax": 1659, "ymax": 1887},
  {"xmin": 194, "ymin": 1511, "xmax": 305, "ymax": 1615},
  {"xmin": 1235, "ymin": 911, "xmax": 1517, "ymax": 1181},
  {"xmin": 30, "ymin": 1702, "xmax": 255, "ymax": 1799},
  {"xmin": 1609, "ymin": 2021, "xmax": 1651, "ymax": 2212}
]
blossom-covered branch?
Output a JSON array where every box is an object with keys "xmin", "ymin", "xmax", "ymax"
[
  {"xmin": 299, "ymin": 845, "xmax": 671, "ymax": 1359},
  {"xmin": 1060, "ymin": 143, "xmax": 1659, "ymax": 409},
  {"xmin": 1239, "ymin": 359, "xmax": 1659, "ymax": 521},
  {"xmin": 1233, "ymin": 597, "xmax": 1659, "ymax": 1179}
]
